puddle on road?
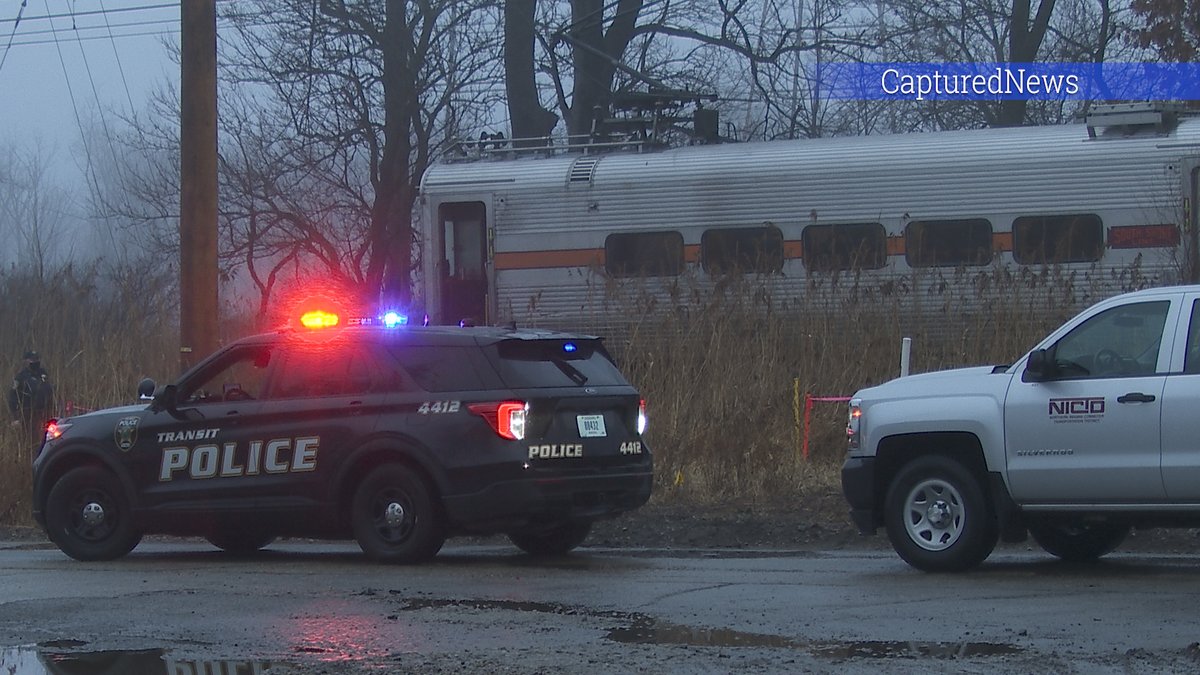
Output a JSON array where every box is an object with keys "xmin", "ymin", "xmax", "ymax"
[
  {"xmin": 608, "ymin": 617, "xmax": 1022, "ymax": 658},
  {"xmin": 399, "ymin": 597, "xmax": 1023, "ymax": 660},
  {"xmin": 0, "ymin": 643, "xmax": 275, "ymax": 675}
]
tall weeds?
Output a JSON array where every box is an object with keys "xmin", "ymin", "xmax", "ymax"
[
  {"xmin": 0, "ymin": 263, "xmax": 178, "ymax": 525},
  {"xmin": 603, "ymin": 262, "xmax": 1154, "ymax": 502},
  {"xmin": 0, "ymin": 259, "xmax": 1158, "ymax": 525}
]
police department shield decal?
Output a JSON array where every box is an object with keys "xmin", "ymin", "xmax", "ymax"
[{"xmin": 115, "ymin": 416, "xmax": 140, "ymax": 451}]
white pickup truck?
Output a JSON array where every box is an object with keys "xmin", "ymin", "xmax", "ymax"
[{"xmin": 842, "ymin": 284, "xmax": 1200, "ymax": 571}]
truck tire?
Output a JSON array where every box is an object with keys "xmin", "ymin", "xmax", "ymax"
[
  {"xmin": 884, "ymin": 455, "xmax": 998, "ymax": 572},
  {"xmin": 1027, "ymin": 520, "xmax": 1129, "ymax": 562},
  {"xmin": 509, "ymin": 521, "xmax": 592, "ymax": 556},
  {"xmin": 44, "ymin": 466, "xmax": 143, "ymax": 561},
  {"xmin": 352, "ymin": 465, "xmax": 445, "ymax": 563}
]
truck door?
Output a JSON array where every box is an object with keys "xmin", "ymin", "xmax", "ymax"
[
  {"xmin": 1160, "ymin": 294, "xmax": 1200, "ymax": 498},
  {"xmin": 1004, "ymin": 299, "xmax": 1175, "ymax": 503},
  {"xmin": 437, "ymin": 201, "xmax": 489, "ymax": 325}
]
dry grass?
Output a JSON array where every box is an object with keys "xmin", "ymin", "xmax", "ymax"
[
  {"xmin": 0, "ymin": 259, "xmax": 1160, "ymax": 525},
  {"xmin": 606, "ymin": 262, "xmax": 1158, "ymax": 501},
  {"xmin": 0, "ymin": 264, "xmax": 178, "ymax": 525}
]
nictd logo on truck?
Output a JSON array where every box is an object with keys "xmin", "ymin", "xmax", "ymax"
[{"xmin": 1048, "ymin": 397, "xmax": 1105, "ymax": 424}]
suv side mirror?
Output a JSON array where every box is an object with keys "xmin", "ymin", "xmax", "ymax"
[
  {"xmin": 1024, "ymin": 349, "xmax": 1056, "ymax": 382},
  {"xmin": 151, "ymin": 383, "xmax": 179, "ymax": 414}
]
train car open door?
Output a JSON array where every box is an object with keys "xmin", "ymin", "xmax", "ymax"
[{"xmin": 435, "ymin": 201, "xmax": 491, "ymax": 325}]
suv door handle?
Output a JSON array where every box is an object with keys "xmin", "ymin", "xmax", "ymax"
[{"xmin": 1117, "ymin": 392, "xmax": 1156, "ymax": 403}]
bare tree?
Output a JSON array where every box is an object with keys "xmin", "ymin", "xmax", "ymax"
[
  {"xmin": 0, "ymin": 142, "xmax": 74, "ymax": 280},
  {"xmin": 215, "ymin": 0, "xmax": 502, "ymax": 313}
]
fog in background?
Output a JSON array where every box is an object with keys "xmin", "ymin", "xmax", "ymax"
[{"xmin": 0, "ymin": 0, "xmax": 177, "ymax": 272}]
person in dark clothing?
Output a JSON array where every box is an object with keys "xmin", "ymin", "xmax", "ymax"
[{"xmin": 8, "ymin": 350, "xmax": 54, "ymax": 450}]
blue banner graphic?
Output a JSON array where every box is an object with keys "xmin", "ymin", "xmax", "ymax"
[{"xmin": 816, "ymin": 63, "xmax": 1200, "ymax": 101}]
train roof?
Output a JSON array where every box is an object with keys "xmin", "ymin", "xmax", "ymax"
[{"xmin": 421, "ymin": 115, "xmax": 1200, "ymax": 195}]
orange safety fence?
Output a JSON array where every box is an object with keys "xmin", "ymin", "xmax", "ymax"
[
  {"xmin": 792, "ymin": 379, "xmax": 850, "ymax": 460},
  {"xmin": 62, "ymin": 401, "xmax": 95, "ymax": 416}
]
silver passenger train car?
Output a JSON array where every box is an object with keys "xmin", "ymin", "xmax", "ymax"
[{"xmin": 419, "ymin": 105, "xmax": 1199, "ymax": 330}]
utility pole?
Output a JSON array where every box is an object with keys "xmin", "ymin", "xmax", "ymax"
[{"xmin": 179, "ymin": 0, "xmax": 219, "ymax": 371}]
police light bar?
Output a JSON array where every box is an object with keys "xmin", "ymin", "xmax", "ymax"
[
  {"xmin": 300, "ymin": 310, "xmax": 340, "ymax": 329},
  {"xmin": 346, "ymin": 311, "xmax": 411, "ymax": 328}
]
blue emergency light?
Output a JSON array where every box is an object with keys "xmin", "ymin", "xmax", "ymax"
[{"xmin": 382, "ymin": 311, "xmax": 409, "ymax": 328}]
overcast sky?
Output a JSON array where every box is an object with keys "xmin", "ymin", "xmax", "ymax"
[{"xmin": 0, "ymin": 0, "xmax": 179, "ymax": 184}]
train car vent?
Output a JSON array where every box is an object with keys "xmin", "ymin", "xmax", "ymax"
[
  {"xmin": 1085, "ymin": 102, "xmax": 1181, "ymax": 138},
  {"xmin": 568, "ymin": 156, "xmax": 601, "ymax": 184}
]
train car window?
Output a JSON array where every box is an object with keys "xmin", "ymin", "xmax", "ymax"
[
  {"xmin": 905, "ymin": 218, "xmax": 993, "ymax": 267},
  {"xmin": 802, "ymin": 223, "xmax": 887, "ymax": 272},
  {"xmin": 701, "ymin": 225, "xmax": 784, "ymax": 275},
  {"xmin": 605, "ymin": 231, "xmax": 685, "ymax": 277},
  {"xmin": 1013, "ymin": 214, "xmax": 1104, "ymax": 264}
]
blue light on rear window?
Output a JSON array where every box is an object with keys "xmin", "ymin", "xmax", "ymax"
[{"xmin": 563, "ymin": 342, "xmax": 577, "ymax": 353}]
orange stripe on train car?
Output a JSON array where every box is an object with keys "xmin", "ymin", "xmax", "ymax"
[
  {"xmin": 493, "ymin": 229, "xmax": 1039, "ymax": 272},
  {"xmin": 993, "ymin": 232, "xmax": 1013, "ymax": 252},
  {"xmin": 493, "ymin": 249, "xmax": 604, "ymax": 270}
]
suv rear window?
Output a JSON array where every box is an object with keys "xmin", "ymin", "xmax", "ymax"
[
  {"xmin": 487, "ymin": 340, "xmax": 629, "ymax": 388},
  {"xmin": 386, "ymin": 345, "xmax": 499, "ymax": 392}
]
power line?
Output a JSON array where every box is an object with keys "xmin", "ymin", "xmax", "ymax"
[
  {"xmin": 0, "ymin": 0, "xmax": 28, "ymax": 75},
  {"xmin": 99, "ymin": 0, "xmax": 139, "ymax": 114},
  {"xmin": 0, "ymin": 2, "xmax": 179, "ymax": 25},
  {"xmin": 43, "ymin": 0, "xmax": 101, "ymax": 206},
  {"xmin": 8, "ymin": 27, "xmax": 181, "ymax": 47},
  {"xmin": 14, "ymin": 15, "xmax": 179, "ymax": 39}
]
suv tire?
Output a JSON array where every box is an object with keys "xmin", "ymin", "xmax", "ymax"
[
  {"xmin": 1027, "ymin": 520, "xmax": 1129, "ymax": 562},
  {"xmin": 44, "ymin": 466, "xmax": 143, "ymax": 561},
  {"xmin": 884, "ymin": 455, "xmax": 998, "ymax": 572},
  {"xmin": 509, "ymin": 521, "xmax": 593, "ymax": 556},
  {"xmin": 352, "ymin": 464, "xmax": 445, "ymax": 563}
]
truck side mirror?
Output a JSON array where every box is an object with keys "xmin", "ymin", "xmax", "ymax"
[{"xmin": 1024, "ymin": 349, "xmax": 1055, "ymax": 382}]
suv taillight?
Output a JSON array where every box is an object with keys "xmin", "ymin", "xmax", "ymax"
[
  {"xmin": 638, "ymin": 398, "xmax": 647, "ymax": 434},
  {"xmin": 468, "ymin": 401, "xmax": 527, "ymax": 440}
]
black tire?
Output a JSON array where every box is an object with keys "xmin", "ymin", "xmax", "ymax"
[
  {"xmin": 1027, "ymin": 520, "xmax": 1129, "ymax": 562},
  {"xmin": 351, "ymin": 465, "xmax": 445, "ymax": 563},
  {"xmin": 509, "ymin": 521, "xmax": 593, "ymax": 556},
  {"xmin": 883, "ymin": 455, "xmax": 998, "ymax": 572},
  {"xmin": 205, "ymin": 529, "xmax": 276, "ymax": 555},
  {"xmin": 44, "ymin": 466, "xmax": 142, "ymax": 561}
]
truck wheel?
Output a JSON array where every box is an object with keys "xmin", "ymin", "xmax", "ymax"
[
  {"xmin": 509, "ymin": 521, "xmax": 593, "ymax": 556},
  {"xmin": 352, "ymin": 465, "xmax": 445, "ymax": 563},
  {"xmin": 206, "ymin": 529, "xmax": 276, "ymax": 555},
  {"xmin": 1027, "ymin": 520, "xmax": 1129, "ymax": 562},
  {"xmin": 884, "ymin": 456, "xmax": 997, "ymax": 572},
  {"xmin": 44, "ymin": 466, "xmax": 143, "ymax": 561}
]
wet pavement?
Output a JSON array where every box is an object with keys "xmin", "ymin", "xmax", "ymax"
[{"xmin": 1, "ymin": 540, "xmax": 1200, "ymax": 673}]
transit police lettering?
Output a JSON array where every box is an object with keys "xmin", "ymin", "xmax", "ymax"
[
  {"xmin": 159, "ymin": 436, "xmax": 319, "ymax": 481},
  {"xmin": 157, "ymin": 428, "xmax": 220, "ymax": 443}
]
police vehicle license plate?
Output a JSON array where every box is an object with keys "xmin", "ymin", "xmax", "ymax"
[{"xmin": 577, "ymin": 414, "xmax": 607, "ymax": 437}]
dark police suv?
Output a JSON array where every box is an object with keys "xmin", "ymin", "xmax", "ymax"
[{"xmin": 32, "ymin": 310, "xmax": 652, "ymax": 562}]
